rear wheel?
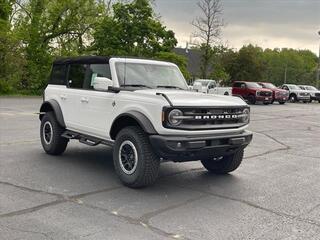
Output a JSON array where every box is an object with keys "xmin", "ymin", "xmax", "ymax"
[
  {"xmin": 113, "ymin": 126, "xmax": 160, "ymax": 188},
  {"xmin": 201, "ymin": 149, "xmax": 244, "ymax": 174},
  {"xmin": 40, "ymin": 112, "xmax": 68, "ymax": 155}
]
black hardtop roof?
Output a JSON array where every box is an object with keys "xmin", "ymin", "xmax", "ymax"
[{"xmin": 53, "ymin": 56, "xmax": 110, "ymax": 65}]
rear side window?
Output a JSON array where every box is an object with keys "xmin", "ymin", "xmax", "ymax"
[
  {"xmin": 68, "ymin": 64, "xmax": 87, "ymax": 89},
  {"xmin": 50, "ymin": 65, "xmax": 67, "ymax": 85}
]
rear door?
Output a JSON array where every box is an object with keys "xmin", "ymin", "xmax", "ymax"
[
  {"xmin": 65, "ymin": 63, "xmax": 88, "ymax": 130},
  {"xmin": 47, "ymin": 64, "xmax": 73, "ymax": 127}
]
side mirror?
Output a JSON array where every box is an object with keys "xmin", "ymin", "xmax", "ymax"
[
  {"xmin": 193, "ymin": 82, "xmax": 202, "ymax": 92},
  {"xmin": 93, "ymin": 77, "xmax": 113, "ymax": 91},
  {"xmin": 241, "ymin": 85, "xmax": 245, "ymax": 89}
]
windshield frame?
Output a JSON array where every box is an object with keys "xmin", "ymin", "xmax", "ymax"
[{"xmin": 114, "ymin": 60, "xmax": 188, "ymax": 90}]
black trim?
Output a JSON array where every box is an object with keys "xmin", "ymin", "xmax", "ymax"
[
  {"xmin": 149, "ymin": 131, "xmax": 253, "ymax": 161},
  {"xmin": 110, "ymin": 111, "xmax": 158, "ymax": 139},
  {"xmin": 156, "ymin": 92, "xmax": 173, "ymax": 106},
  {"xmin": 61, "ymin": 130, "xmax": 114, "ymax": 147},
  {"xmin": 39, "ymin": 100, "xmax": 66, "ymax": 128},
  {"xmin": 162, "ymin": 106, "xmax": 250, "ymax": 131},
  {"xmin": 54, "ymin": 56, "xmax": 110, "ymax": 65}
]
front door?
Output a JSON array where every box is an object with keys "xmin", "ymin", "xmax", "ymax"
[{"xmin": 71, "ymin": 63, "xmax": 115, "ymax": 139}]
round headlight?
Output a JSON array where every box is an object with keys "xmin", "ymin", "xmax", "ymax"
[
  {"xmin": 242, "ymin": 108, "xmax": 250, "ymax": 123},
  {"xmin": 168, "ymin": 109, "xmax": 183, "ymax": 126}
]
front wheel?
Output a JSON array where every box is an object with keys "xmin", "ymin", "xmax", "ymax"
[
  {"xmin": 248, "ymin": 95, "xmax": 256, "ymax": 105},
  {"xmin": 40, "ymin": 112, "xmax": 68, "ymax": 155},
  {"xmin": 289, "ymin": 94, "xmax": 297, "ymax": 103},
  {"xmin": 113, "ymin": 126, "xmax": 160, "ymax": 188},
  {"xmin": 201, "ymin": 149, "xmax": 244, "ymax": 174}
]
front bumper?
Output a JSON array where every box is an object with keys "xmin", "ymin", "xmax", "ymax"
[
  {"xmin": 256, "ymin": 96, "xmax": 272, "ymax": 103},
  {"xmin": 297, "ymin": 96, "xmax": 310, "ymax": 101},
  {"xmin": 149, "ymin": 131, "xmax": 253, "ymax": 162},
  {"xmin": 274, "ymin": 96, "xmax": 288, "ymax": 102}
]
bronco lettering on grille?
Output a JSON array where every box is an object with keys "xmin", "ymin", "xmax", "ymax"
[{"xmin": 194, "ymin": 114, "xmax": 241, "ymax": 120}]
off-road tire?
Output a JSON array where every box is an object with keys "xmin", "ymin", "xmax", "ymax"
[
  {"xmin": 113, "ymin": 126, "xmax": 160, "ymax": 188},
  {"xmin": 248, "ymin": 95, "xmax": 256, "ymax": 105},
  {"xmin": 40, "ymin": 112, "xmax": 68, "ymax": 155},
  {"xmin": 201, "ymin": 149, "xmax": 244, "ymax": 174}
]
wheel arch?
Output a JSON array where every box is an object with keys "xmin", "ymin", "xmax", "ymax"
[
  {"xmin": 39, "ymin": 100, "xmax": 66, "ymax": 128},
  {"xmin": 110, "ymin": 111, "xmax": 157, "ymax": 140}
]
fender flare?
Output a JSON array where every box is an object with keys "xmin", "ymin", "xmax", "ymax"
[
  {"xmin": 110, "ymin": 111, "xmax": 157, "ymax": 139},
  {"xmin": 39, "ymin": 100, "xmax": 66, "ymax": 128}
]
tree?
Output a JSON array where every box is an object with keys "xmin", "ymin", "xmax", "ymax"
[
  {"xmin": 192, "ymin": 0, "xmax": 224, "ymax": 79},
  {"xmin": 93, "ymin": 0, "xmax": 177, "ymax": 57},
  {"xmin": 12, "ymin": 0, "xmax": 106, "ymax": 93}
]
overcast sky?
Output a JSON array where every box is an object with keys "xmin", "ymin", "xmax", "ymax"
[{"xmin": 154, "ymin": 0, "xmax": 320, "ymax": 55}]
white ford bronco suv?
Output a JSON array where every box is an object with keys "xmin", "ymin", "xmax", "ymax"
[{"xmin": 39, "ymin": 56, "xmax": 252, "ymax": 188}]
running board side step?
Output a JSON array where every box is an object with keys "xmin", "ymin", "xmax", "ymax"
[{"xmin": 61, "ymin": 130, "xmax": 114, "ymax": 147}]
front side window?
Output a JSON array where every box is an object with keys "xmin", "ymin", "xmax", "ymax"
[
  {"xmin": 115, "ymin": 62, "xmax": 188, "ymax": 90},
  {"xmin": 84, "ymin": 64, "xmax": 112, "ymax": 89},
  {"xmin": 68, "ymin": 64, "xmax": 87, "ymax": 89}
]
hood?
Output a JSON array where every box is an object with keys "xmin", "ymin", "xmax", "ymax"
[
  {"xmin": 274, "ymin": 88, "xmax": 288, "ymax": 93},
  {"xmin": 252, "ymin": 87, "xmax": 272, "ymax": 92},
  {"xmin": 134, "ymin": 89, "xmax": 247, "ymax": 107}
]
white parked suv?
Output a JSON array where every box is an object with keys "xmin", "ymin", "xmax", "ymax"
[{"xmin": 39, "ymin": 56, "xmax": 252, "ymax": 188}]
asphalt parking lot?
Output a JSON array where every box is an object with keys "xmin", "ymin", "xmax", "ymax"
[{"xmin": 0, "ymin": 97, "xmax": 320, "ymax": 240}]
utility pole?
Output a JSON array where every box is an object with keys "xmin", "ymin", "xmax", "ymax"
[{"xmin": 317, "ymin": 31, "xmax": 320, "ymax": 89}]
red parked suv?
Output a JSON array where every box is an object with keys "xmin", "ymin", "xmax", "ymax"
[
  {"xmin": 232, "ymin": 81, "xmax": 273, "ymax": 105},
  {"xmin": 258, "ymin": 82, "xmax": 289, "ymax": 104}
]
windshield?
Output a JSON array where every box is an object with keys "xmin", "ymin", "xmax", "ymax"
[
  {"xmin": 246, "ymin": 82, "xmax": 262, "ymax": 88},
  {"xmin": 288, "ymin": 85, "xmax": 300, "ymax": 90},
  {"xmin": 298, "ymin": 86, "xmax": 306, "ymax": 90},
  {"xmin": 305, "ymin": 86, "xmax": 317, "ymax": 91},
  {"xmin": 116, "ymin": 62, "xmax": 188, "ymax": 90},
  {"xmin": 262, "ymin": 83, "xmax": 277, "ymax": 89}
]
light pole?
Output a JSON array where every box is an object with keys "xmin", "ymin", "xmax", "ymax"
[{"xmin": 317, "ymin": 31, "xmax": 320, "ymax": 89}]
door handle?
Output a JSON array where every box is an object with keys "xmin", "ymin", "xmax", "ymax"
[
  {"xmin": 80, "ymin": 97, "xmax": 89, "ymax": 103},
  {"xmin": 60, "ymin": 95, "xmax": 67, "ymax": 100}
]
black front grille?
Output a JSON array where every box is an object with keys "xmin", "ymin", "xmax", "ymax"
[
  {"xmin": 164, "ymin": 107, "xmax": 248, "ymax": 130},
  {"xmin": 258, "ymin": 91, "xmax": 272, "ymax": 97}
]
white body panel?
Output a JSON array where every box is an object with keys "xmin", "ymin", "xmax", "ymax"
[{"xmin": 44, "ymin": 58, "xmax": 249, "ymax": 141}]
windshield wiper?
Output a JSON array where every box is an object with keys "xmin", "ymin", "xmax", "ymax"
[
  {"xmin": 156, "ymin": 85, "xmax": 184, "ymax": 90},
  {"xmin": 121, "ymin": 84, "xmax": 152, "ymax": 88}
]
